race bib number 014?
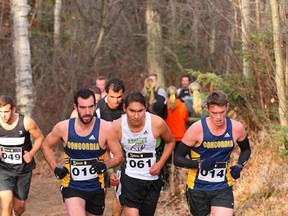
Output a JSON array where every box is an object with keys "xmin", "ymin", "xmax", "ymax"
[
  {"xmin": 1, "ymin": 146, "xmax": 22, "ymax": 164},
  {"xmin": 198, "ymin": 162, "xmax": 227, "ymax": 182}
]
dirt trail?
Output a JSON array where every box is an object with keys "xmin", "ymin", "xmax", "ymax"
[
  {"xmin": 22, "ymin": 168, "xmax": 189, "ymax": 216},
  {"xmin": 23, "ymin": 171, "xmax": 114, "ymax": 216}
]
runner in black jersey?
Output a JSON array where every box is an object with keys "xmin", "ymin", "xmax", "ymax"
[
  {"xmin": 95, "ymin": 77, "xmax": 126, "ymax": 216},
  {"xmin": 0, "ymin": 95, "xmax": 44, "ymax": 216}
]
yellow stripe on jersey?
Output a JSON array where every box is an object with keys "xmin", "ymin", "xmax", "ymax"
[
  {"xmin": 186, "ymin": 149, "xmax": 200, "ymax": 189},
  {"xmin": 61, "ymin": 152, "xmax": 71, "ymax": 187}
]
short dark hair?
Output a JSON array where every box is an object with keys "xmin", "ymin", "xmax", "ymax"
[
  {"xmin": 0, "ymin": 95, "xmax": 16, "ymax": 109},
  {"xmin": 88, "ymin": 84, "xmax": 101, "ymax": 95},
  {"xmin": 105, "ymin": 78, "xmax": 125, "ymax": 93},
  {"xmin": 206, "ymin": 90, "xmax": 228, "ymax": 107},
  {"xmin": 181, "ymin": 74, "xmax": 191, "ymax": 82},
  {"xmin": 96, "ymin": 75, "xmax": 107, "ymax": 81},
  {"xmin": 124, "ymin": 91, "xmax": 146, "ymax": 108},
  {"xmin": 74, "ymin": 88, "xmax": 96, "ymax": 107}
]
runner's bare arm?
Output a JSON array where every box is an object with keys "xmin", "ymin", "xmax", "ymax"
[
  {"xmin": 23, "ymin": 116, "xmax": 44, "ymax": 162},
  {"xmin": 41, "ymin": 121, "xmax": 67, "ymax": 170},
  {"xmin": 150, "ymin": 116, "xmax": 175, "ymax": 176},
  {"xmin": 100, "ymin": 121, "xmax": 123, "ymax": 169}
]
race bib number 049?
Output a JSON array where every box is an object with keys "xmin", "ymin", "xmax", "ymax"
[
  {"xmin": 70, "ymin": 158, "xmax": 98, "ymax": 181},
  {"xmin": 1, "ymin": 146, "xmax": 22, "ymax": 164},
  {"xmin": 198, "ymin": 162, "xmax": 227, "ymax": 182}
]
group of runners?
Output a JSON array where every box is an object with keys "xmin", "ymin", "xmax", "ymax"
[{"xmin": 0, "ymin": 75, "xmax": 251, "ymax": 216}]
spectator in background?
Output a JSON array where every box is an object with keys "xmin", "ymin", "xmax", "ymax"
[
  {"xmin": 95, "ymin": 75, "xmax": 107, "ymax": 98},
  {"xmin": 185, "ymin": 82, "xmax": 205, "ymax": 128},
  {"xmin": 141, "ymin": 73, "xmax": 167, "ymax": 99},
  {"xmin": 165, "ymin": 86, "xmax": 188, "ymax": 152},
  {"xmin": 143, "ymin": 77, "xmax": 167, "ymax": 120},
  {"xmin": 177, "ymin": 74, "xmax": 192, "ymax": 102},
  {"xmin": 164, "ymin": 86, "xmax": 188, "ymax": 187},
  {"xmin": 70, "ymin": 84, "xmax": 101, "ymax": 118}
]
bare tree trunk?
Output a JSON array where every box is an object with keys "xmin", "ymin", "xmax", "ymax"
[
  {"xmin": 54, "ymin": 0, "xmax": 62, "ymax": 49},
  {"xmin": 240, "ymin": 0, "xmax": 251, "ymax": 78},
  {"xmin": 255, "ymin": 0, "xmax": 261, "ymax": 29},
  {"xmin": 225, "ymin": 3, "xmax": 237, "ymax": 74},
  {"xmin": 10, "ymin": 0, "xmax": 33, "ymax": 116},
  {"xmin": 270, "ymin": 0, "xmax": 288, "ymax": 127},
  {"xmin": 146, "ymin": 0, "xmax": 165, "ymax": 87}
]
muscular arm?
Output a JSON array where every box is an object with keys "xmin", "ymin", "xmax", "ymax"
[
  {"xmin": 23, "ymin": 116, "xmax": 44, "ymax": 163},
  {"xmin": 100, "ymin": 120, "xmax": 123, "ymax": 169},
  {"xmin": 150, "ymin": 116, "xmax": 175, "ymax": 176},
  {"xmin": 41, "ymin": 122, "xmax": 67, "ymax": 171}
]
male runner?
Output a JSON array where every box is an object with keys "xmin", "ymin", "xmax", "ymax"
[
  {"xmin": 42, "ymin": 88, "xmax": 123, "ymax": 216},
  {"xmin": 174, "ymin": 90, "xmax": 251, "ymax": 216},
  {"xmin": 0, "ymin": 95, "xmax": 44, "ymax": 216},
  {"xmin": 113, "ymin": 91, "xmax": 175, "ymax": 216}
]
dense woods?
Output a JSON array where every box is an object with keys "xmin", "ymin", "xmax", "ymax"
[{"xmin": 1, "ymin": 0, "xmax": 288, "ymax": 215}]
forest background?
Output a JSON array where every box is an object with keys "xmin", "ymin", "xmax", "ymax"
[{"xmin": 0, "ymin": 0, "xmax": 288, "ymax": 215}]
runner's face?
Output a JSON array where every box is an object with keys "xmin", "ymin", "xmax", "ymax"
[
  {"xmin": 76, "ymin": 96, "xmax": 96, "ymax": 124},
  {"xmin": 0, "ymin": 104, "xmax": 14, "ymax": 123},
  {"xmin": 96, "ymin": 79, "xmax": 106, "ymax": 93},
  {"xmin": 107, "ymin": 89, "xmax": 123, "ymax": 110},
  {"xmin": 125, "ymin": 102, "xmax": 146, "ymax": 126},
  {"xmin": 206, "ymin": 104, "xmax": 228, "ymax": 127},
  {"xmin": 181, "ymin": 77, "xmax": 190, "ymax": 89}
]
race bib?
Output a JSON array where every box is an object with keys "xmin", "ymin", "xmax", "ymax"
[
  {"xmin": 1, "ymin": 146, "xmax": 23, "ymax": 164},
  {"xmin": 70, "ymin": 158, "xmax": 98, "ymax": 181},
  {"xmin": 126, "ymin": 152, "xmax": 155, "ymax": 171},
  {"xmin": 198, "ymin": 162, "xmax": 227, "ymax": 182}
]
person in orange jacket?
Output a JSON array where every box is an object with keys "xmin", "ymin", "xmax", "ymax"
[{"xmin": 165, "ymin": 86, "xmax": 189, "ymax": 151}]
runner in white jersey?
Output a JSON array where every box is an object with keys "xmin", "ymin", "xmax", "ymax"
[{"xmin": 112, "ymin": 91, "xmax": 175, "ymax": 216}]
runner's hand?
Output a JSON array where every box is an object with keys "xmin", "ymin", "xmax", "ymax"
[
  {"xmin": 54, "ymin": 166, "xmax": 69, "ymax": 179},
  {"xmin": 200, "ymin": 158, "xmax": 216, "ymax": 171},
  {"xmin": 230, "ymin": 165, "xmax": 242, "ymax": 179},
  {"xmin": 92, "ymin": 158, "xmax": 107, "ymax": 174}
]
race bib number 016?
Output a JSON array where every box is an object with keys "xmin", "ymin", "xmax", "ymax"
[
  {"xmin": 70, "ymin": 158, "xmax": 98, "ymax": 181},
  {"xmin": 198, "ymin": 162, "xmax": 227, "ymax": 182},
  {"xmin": 1, "ymin": 146, "xmax": 22, "ymax": 164}
]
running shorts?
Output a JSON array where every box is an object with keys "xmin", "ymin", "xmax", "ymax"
[
  {"xmin": 186, "ymin": 185, "xmax": 234, "ymax": 216},
  {"xmin": 117, "ymin": 171, "xmax": 162, "ymax": 216},
  {"xmin": 0, "ymin": 169, "xmax": 32, "ymax": 200},
  {"xmin": 61, "ymin": 187, "xmax": 105, "ymax": 215}
]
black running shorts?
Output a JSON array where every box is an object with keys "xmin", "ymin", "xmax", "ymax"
[
  {"xmin": 61, "ymin": 187, "xmax": 105, "ymax": 215},
  {"xmin": 117, "ymin": 171, "xmax": 162, "ymax": 216},
  {"xmin": 186, "ymin": 186, "xmax": 234, "ymax": 216}
]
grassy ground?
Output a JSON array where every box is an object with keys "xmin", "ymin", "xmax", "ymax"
[{"xmin": 156, "ymin": 131, "xmax": 288, "ymax": 216}]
